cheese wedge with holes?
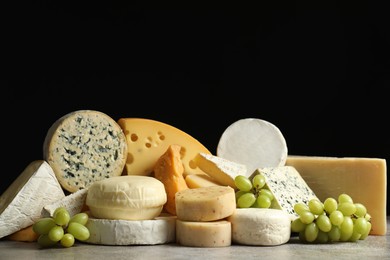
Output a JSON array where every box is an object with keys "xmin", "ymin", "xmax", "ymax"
[
  {"xmin": 0, "ymin": 160, "xmax": 65, "ymax": 238},
  {"xmin": 193, "ymin": 153, "xmax": 247, "ymax": 189},
  {"xmin": 117, "ymin": 118, "xmax": 211, "ymax": 176},
  {"xmin": 286, "ymin": 155, "xmax": 387, "ymax": 235}
]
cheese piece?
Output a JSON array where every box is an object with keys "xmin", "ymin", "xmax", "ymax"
[
  {"xmin": 227, "ymin": 208, "xmax": 291, "ymax": 246},
  {"xmin": 41, "ymin": 188, "xmax": 88, "ymax": 218},
  {"xmin": 185, "ymin": 174, "xmax": 220, "ymax": 188},
  {"xmin": 250, "ymin": 166, "xmax": 318, "ymax": 220},
  {"xmin": 117, "ymin": 118, "xmax": 211, "ymax": 177},
  {"xmin": 6, "ymin": 225, "xmax": 39, "ymax": 242},
  {"xmin": 153, "ymin": 144, "xmax": 189, "ymax": 215},
  {"xmin": 0, "ymin": 160, "xmax": 65, "ymax": 239},
  {"xmin": 84, "ymin": 213, "xmax": 176, "ymax": 245},
  {"xmin": 86, "ymin": 175, "xmax": 167, "ymax": 220},
  {"xmin": 176, "ymin": 219, "xmax": 231, "ymax": 247},
  {"xmin": 217, "ymin": 118, "xmax": 288, "ymax": 177},
  {"xmin": 286, "ymin": 155, "xmax": 387, "ymax": 235},
  {"xmin": 193, "ymin": 153, "xmax": 247, "ymax": 189},
  {"xmin": 43, "ymin": 110, "xmax": 128, "ymax": 193},
  {"xmin": 175, "ymin": 186, "xmax": 236, "ymax": 221}
]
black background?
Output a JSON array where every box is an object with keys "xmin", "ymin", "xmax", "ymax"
[{"xmin": 2, "ymin": 2, "xmax": 388, "ymax": 214}]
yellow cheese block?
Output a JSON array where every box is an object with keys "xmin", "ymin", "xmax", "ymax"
[
  {"xmin": 185, "ymin": 174, "xmax": 220, "ymax": 189},
  {"xmin": 285, "ymin": 155, "xmax": 387, "ymax": 235},
  {"xmin": 176, "ymin": 219, "xmax": 231, "ymax": 247},
  {"xmin": 117, "ymin": 118, "xmax": 211, "ymax": 176}
]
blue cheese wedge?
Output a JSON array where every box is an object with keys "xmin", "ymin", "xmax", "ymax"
[
  {"xmin": 0, "ymin": 160, "xmax": 65, "ymax": 238},
  {"xmin": 43, "ymin": 110, "xmax": 128, "ymax": 193},
  {"xmin": 250, "ymin": 166, "xmax": 318, "ymax": 220}
]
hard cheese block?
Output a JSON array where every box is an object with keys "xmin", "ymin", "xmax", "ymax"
[
  {"xmin": 286, "ymin": 155, "xmax": 387, "ymax": 235},
  {"xmin": 0, "ymin": 160, "xmax": 65, "ymax": 238},
  {"xmin": 117, "ymin": 118, "xmax": 211, "ymax": 176},
  {"xmin": 250, "ymin": 166, "xmax": 318, "ymax": 220}
]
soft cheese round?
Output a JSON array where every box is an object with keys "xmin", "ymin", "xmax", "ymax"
[
  {"xmin": 43, "ymin": 110, "xmax": 128, "ymax": 193},
  {"xmin": 86, "ymin": 175, "xmax": 167, "ymax": 220},
  {"xmin": 227, "ymin": 208, "xmax": 291, "ymax": 246},
  {"xmin": 84, "ymin": 213, "xmax": 176, "ymax": 245}
]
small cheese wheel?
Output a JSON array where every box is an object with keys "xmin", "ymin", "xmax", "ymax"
[
  {"xmin": 176, "ymin": 219, "xmax": 231, "ymax": 247},
  {"xmin": 217, "ymin": 118, "xmax": 288, "ymax": 176},
  {"xmin": 86, "ymin": 175, "xmax": 167, "ymax": 220},
  {"xmin": 227, "ymin": 208, "xmax": 291, "ymax": 246},
  {"xmin": 43, "ymin": 110, "xmax": 128, "ymax": 192},
  {"xmin": 175, "ymin": 186, "xmax": 236, "ymax": 221},
  {"xmin": 84, "ymin": 213, "xmax": 176, "ymax": 245}
]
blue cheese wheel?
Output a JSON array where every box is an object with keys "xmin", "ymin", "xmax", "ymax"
[{"xmin": 43, "ymin": 110, "xmax": 128, "ymax": 193}]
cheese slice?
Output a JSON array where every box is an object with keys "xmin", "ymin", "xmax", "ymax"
[
  {"xmin": 193, "ymin": 153, "xmax": 247, "ymax": 189},
  {"xmin": 227, "ymin": 208, "xmax": 291, "ymax": 246},
  {"xmin": 84, "ymin": 213, "xmax": 176, "ymax": 245},
  {"xmin": 286, "ymin": 155, "xmax": 387, "ymax": 235},
  {"xmin": 117, "ymin": 118, "xmax": 211, "ymax": 176},
  {"xmin": 0, "ymin": 160, "xmax": 65, "ymax": 239},
  {"xmin": 175, "ymin": 186, "xmax": 236, "ymax": 221},
  {"xmin": 185, "ymin": 174, "xmax": 220, "ymax": 189},
  {"xmin": 176, "ymin": 219, "xmax": 231, "ymax": 247},
  {"xmin": 250, "ymin": 166, "xmax": 318, "ymax": 220}
]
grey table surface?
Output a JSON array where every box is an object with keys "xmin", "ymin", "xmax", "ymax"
[{"xmin": 1, "ymin": 217, "xmax": 389, "ymax": 260}]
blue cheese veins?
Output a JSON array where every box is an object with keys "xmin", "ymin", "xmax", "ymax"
[
  {"xmin": 43, "ymin": 110, "xmax": 128, "ymax": 193},
  {"xmin": 250, "ymin": 166, "xmax": 318, "ymax": 220}
]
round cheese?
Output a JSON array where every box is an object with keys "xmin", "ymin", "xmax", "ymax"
[
  {"xmin": 43, "ymin": 110, "xmax": 128, "ymax": 192},
  {"xmin": 227, "ymin": 208, "xmax": 291, "ymax": 246},
  {"xmin": 176, "ymin": 219, "xmax": 231, "ymax": 247},
  {"xmin": 175, "ymin": 186, "xmax": 236, "ymax": 221},
  {"xmin": 217, "ymin": 118, "xmax": 288, "ymax": 176},
  {"xmin": 86, "ymin": 175, "xmax": 167, "ymax": 220},
  {"xmin": 84, "ymin": 213, "xmax": 176, "ymax": 245}
]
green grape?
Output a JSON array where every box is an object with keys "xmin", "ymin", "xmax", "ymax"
[
  {"xmin": 48, "ymin": 225, "xmax": 64, "ymax": 242},
  {"xmin": 61, "ymin": 233, "xmax": 75, "ymax": 248},
  {"xmin": 315, "ymin": 230, "xmax": 329, "ymax": 244},
  {"xmin": 299, "ymin": 211, "xmax": 315, "ymax": 224},
  {"xmin": 338, "ymin": 193, "xmax": 353, "ymax": 204},
  {"xmin": 359, "ymin": 221, "xmax": 371, "ymax": 240},
  {"xmin": 323, "ymin": 197, "xmax": 338, "ymax": 214},
  {"xmin": 53, "ymin": 207, "xmax": 67, "ymax": 216},
  {"xmin": 340, "ymin": 216, "xmax": 353, "ymax": 241},
  {"xmin": 329, "ymin": 210, "xmax": 344, "ymax": 226},
  {"xmin": 365, "ymin": 213, "xmax": 372, "ymax": 222},
  {"xmin": 308, "ymin": 199, "xmax": 324, "ymax": 215},
  {"xmin": 328, "ymin": 225, "xmax": 341, "ymax": 242},
  {"xmin": 338, "ymin": 202, "xmax": 356, "ymax": 216},
  {"xmin": 67, "ymin": 222, "xmax": 90, "ymax": 241},
  {"xmin": 235, "ymin": 190, "xmax": 247, "ymax": 201},
  {"xmin": 259, "ymin": 188, "xmax": 274, "ymax": 201},
  {"xmin": 354, "ymin": 203, "xmax": 367, "ymax": 218},
  {"xmin": 54, "ymin": 208, "xmax": 71, "ymax": 226},
  {"xmin": 237, "ymin": 192, "xmax": 256, "ymax": 208},
  {"xmin": 70, "ymin": 212, "xmax": 89, "ymax": 226},
  {"xmin": 251, "ymin": 174, "xmax": 266, "ymax": 190},
  {"xmin": 354, "ymin": 217, "xmax": 368, "ymax": 235},
  {"xmin": 37, "ymin": 234, "xmax": 58, "ymax": 247},
  {"xmin": 256, "ymin": 194, "xmax": 271, "ymax": 208},
  {"xmin": 349, "ymin": 228, "xmax": 361, "ymax": 242},
  {"xmin": 294, "ymin": 202, "xmax": 309, "ymax": 216},
  {"xmin": 32, "ymin": 217, "xmax": 57, "ymax": 235},
  {"xmin": 235, "ymin": 175, "xmax": 253, "ymax": 192},
  {"xmin": 291, "ymin": 218, "xmax": 306, "ymax": 233},
  {"xmin": 316, "ymin": 214, "xmax": 332, "ymax": 232},
  {"xmin": 304, "ymin": 222, "xmax": 319, "ymax": 242}
]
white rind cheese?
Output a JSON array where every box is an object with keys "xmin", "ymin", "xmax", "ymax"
[
  {"xmin": 43, "ymin": 110, "xmax": 128, "ymax": 193},
  {"xmin": 250, "ymin": 166, "xmax": 318, "ymax": 220},
  {"xmin": 227, "ymin": 208, "xmax": 291, "ymax": 246},
  {"xmin": 0, "ymin": 160, "xmax": 65, "ymax": 238},
  {"xmin": 84, "ymin": 213, "xmax": 176, "ymax": 245}
]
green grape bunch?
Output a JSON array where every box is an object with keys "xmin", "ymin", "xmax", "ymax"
[
  {"xmin": 32, "ymin": 207, "xmax": 90, "ymax": 248},
  {"xmin": 234, "ymin": 174, "xmax": 274, "ymax": 209},
  {"xmin": 291, "ymin": 193, "xmax": 372, "ymax": 243}
]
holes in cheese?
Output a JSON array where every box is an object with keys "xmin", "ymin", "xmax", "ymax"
[
  {"xmin": 117, "ymin": 118, "xmax": 211, "ymax": 176},
  {"xmin": 85, "ymin": 175, "xmax": 167, "ymax": 220},
  {"xmin": 153, "ymin": 144, "xmax": 189, "ymax": 215},
  {"xmin": 175, "ymin": 186, "xmax": 236, "ymax": 221},
  {"xmin": 217, "ymin": 118, "xmax": 288, "ymax": 177},
  {"xmin": 176, "ymin": 219, "xmax": 231, "ymax": 247}
]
